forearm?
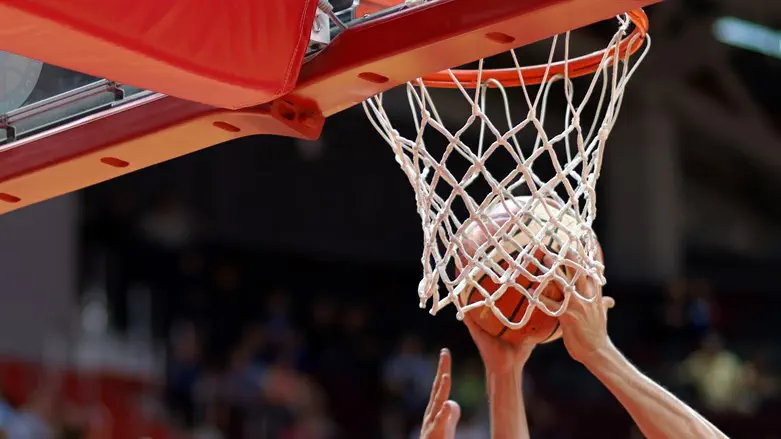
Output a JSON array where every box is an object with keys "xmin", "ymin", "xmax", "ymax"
[
  {"xmin": 486, "ymin": 365, "xmax": 530, "ymax": 439},
  {"xmin": 585, "ymin": 343, "xmax": 728, "ymax": 439}
]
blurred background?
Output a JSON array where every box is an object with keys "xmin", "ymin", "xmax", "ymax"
[{"xmin": 0, "ymin": 1, "xmax": 780, "ymax": 438}]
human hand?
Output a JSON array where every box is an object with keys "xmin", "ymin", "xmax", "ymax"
[
  {"xmin": 464, "ymin": 317, "xmax": 534, "ymax": 439},
  {"xmin": 463, "ymin": 315, "xmax": 535, "ymax": 375},
  {"xmin": 541, "ymin": 252, "xmax": 615, "ymax": 365},
  {"xmin": 421, "ymin": 349, "xmax": 461, "ymax": 439}
]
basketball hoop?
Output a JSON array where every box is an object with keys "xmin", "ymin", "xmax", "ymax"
[{"xmin": 363, "ymin": 10, "xmax": 650, "ymax": 328}]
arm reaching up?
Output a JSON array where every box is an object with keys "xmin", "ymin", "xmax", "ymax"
[
  {"xmin": 463, "ymin": 316, "xmax": 534, "ymax": 439},
  {"xmin": 542, "ymin": 253, "xmax": 729, "ymax": 439},
  {"xmin": 584, "ymin": 341, "xmax": 728, "ymax": 439}
]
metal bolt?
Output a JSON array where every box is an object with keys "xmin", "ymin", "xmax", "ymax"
[{"xmin": 313, "ymin": 15, "xmax": 324, "ymax": 33}]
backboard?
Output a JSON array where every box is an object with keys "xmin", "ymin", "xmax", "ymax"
[{"xmin": 0, "ymin": 0, "xmax": 660, "ymax": 214}]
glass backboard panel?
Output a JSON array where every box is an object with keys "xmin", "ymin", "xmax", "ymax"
[{"xmin": 0, "ymin": 51, "xmax": 152, "ymax": 146}]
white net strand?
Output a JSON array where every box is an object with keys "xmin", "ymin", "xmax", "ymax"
[{"xmin": 363, "ymin": 14, "xmax": 650, "ymax": 329}]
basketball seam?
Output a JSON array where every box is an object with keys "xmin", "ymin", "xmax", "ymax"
[
  {"xmin": 542, "ymin": 320, "xmax": 561, "ymax": 343},
  {"xmin": 539, "ymin": 220, "xmax": 565, "ymax": 343},
  {"xmin": 497, "ymin": 221, "xmax": 559, "ymax": 339},
  {"xmin": 464, "ymin": 214, "xmax": 536, "ymax": 338},
  {"xmin": 464, "ymin": 214, "xmax": 535, "ymax": 307},
  {"xmin": 495, "ymin": 246, "xmax": 527, "ymax": 338}
]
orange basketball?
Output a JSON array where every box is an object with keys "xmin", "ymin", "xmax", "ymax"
[{"xmin": 458, "ymin": 196, "xmax": 602, "ymax": 345}]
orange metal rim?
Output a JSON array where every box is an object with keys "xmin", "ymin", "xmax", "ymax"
[{"xmin": 419, "ymin": 9, "xmax": 649, "ymax": 88}]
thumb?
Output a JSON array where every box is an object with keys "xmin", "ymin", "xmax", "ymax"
[
  {"xmin": 537, "ymin": 294, "xmax": 564, "ymax": 313},
  {"xmin": 444, "ymin": 401, "xmax": 461, "ymax": 427},
  {"xmin": 432, "ymin": 400, "xmax": 460, "ymax": 435},
  {"xmin": 602, "ymin": 296, "xmax": 615, "ymax": 309}
]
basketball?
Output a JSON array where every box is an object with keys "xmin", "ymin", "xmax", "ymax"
[{"xmin": 458, "ymin": 196, "xmax": 602, "ymax": 345}]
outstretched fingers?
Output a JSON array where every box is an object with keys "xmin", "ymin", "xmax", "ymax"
[
  {"xmin": 537, "ymin": 250, "xmax": 615, "ymax": 324},
  {"xmin": 538, "ymin": 290, "xmax": 615, "ymax": 311},
  {"xmin": 425, "ymin": 349, "xmax": 452, "ymax": 421},
  {"xmin": 542, "ymin": 249, "xmax": 599, "ymax": 300},
  {"xmin": 431, "ymin": 373, "xmax": 451, "ymax": 421}
]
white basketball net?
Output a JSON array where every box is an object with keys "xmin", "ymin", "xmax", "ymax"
[{"xmin": 363, "ymin": 14, "xmax": 650, "ymax": 329}]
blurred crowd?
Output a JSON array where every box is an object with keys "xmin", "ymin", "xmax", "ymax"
[
  {"xmin": 1, "ymin": 187, "xmax": 780, "ymax": 439},
  {"xmin": 0, "ymin": 385, "xmax": 92, "ymax": 439},
  {"xmin": 80, "ymin": 189, "xmax": 781, "ymax": 439}
]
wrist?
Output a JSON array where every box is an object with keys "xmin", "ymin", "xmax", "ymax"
[
  {"xmin": 580, "ymin": 338, "xmax": 621, "ymax": 372},
  {"xmin": 486, "ymin": 363, "xmax": 523, "ymax": 379},
  {"xmin": 484, "ymin": 356, "xmax": 527, "ymax": 378},
  {"xmin": 485, "ymin": 363, "xmax": 525, "ymax": 397}
]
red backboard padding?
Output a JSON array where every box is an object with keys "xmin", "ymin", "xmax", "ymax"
[{"xmin": 0, "ymin": 0, "xmax": 318, "ymax": 109}]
